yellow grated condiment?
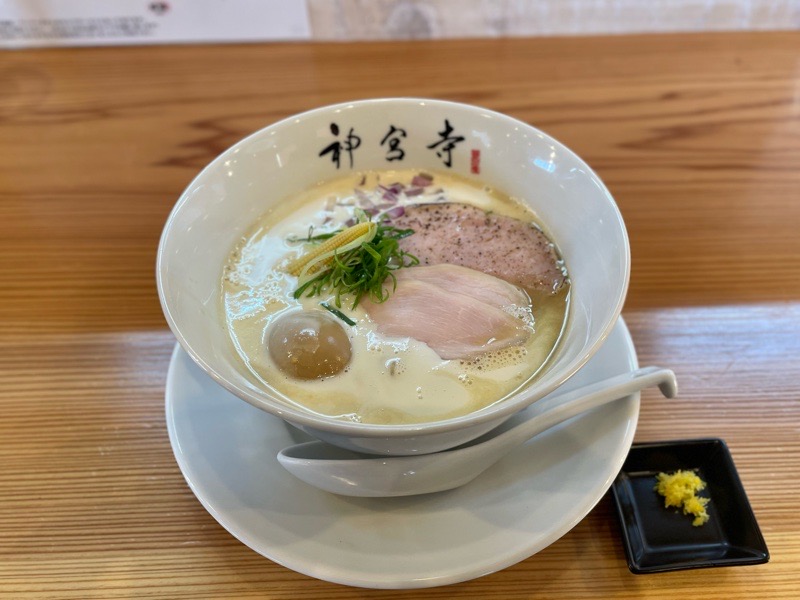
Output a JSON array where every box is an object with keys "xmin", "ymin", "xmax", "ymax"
[{"xmin": 655, "ymin": 470, "xmax": 710, "ymax": 526}]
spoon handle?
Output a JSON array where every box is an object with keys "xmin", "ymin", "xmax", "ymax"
[{"xmin": 474, "ymin": 366, "xmax": 677, "ymax": 454}]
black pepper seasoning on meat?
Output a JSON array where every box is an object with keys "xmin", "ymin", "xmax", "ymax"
[{"xmin": 390, "ymin": 202, "xmax": 566, "ymax": 295}]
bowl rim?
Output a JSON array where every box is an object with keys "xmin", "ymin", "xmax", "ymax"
[{"xmin": 156, "ymin": 97, "xmax": 630, "ymax": 438}]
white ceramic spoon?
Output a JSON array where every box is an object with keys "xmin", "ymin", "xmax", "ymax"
[{"xmin": 278, "ymin": 366, "xmax": 677, "ymax": 497}]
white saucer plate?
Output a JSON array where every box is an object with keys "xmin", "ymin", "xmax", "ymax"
[{"xmin": 166, "ymin": 317, "xmax": 639, "ymax": 589}]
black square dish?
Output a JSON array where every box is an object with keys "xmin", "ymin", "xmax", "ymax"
[{"xmin": 611, "ymin": 439, "xmax": 769, "ymax": 574}]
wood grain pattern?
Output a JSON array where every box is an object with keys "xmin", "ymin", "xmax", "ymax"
[{"xmin": 1, "ymin": 32, "xmax": 799, "ymax": 598}]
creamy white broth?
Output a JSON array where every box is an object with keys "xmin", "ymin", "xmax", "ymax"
[{"xmin": 222, "ymin": 170, "xmax": 569, "ymax": 425}]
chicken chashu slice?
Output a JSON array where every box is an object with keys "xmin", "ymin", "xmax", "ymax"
[
  {"xmin": 391, "ymin": 202, "xmax": 565, "ymax": 295},
  {"xmin": 364, "ymin": 264, "xmax": 531, "ymax": 360}
]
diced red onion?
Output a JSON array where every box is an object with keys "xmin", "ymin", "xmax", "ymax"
[
  {"xmin": 378, "ymin": 185, "xmax": 399, "ymax": 204},
  {"xmin": 355, "ymin": 188, "xmax": 373, "ymax": 207},
  {"xmin": 411, "ymin": 173, "xmax": 434, "ymax": 187},
  {"xmin": 383, "ymin": 206, "xmax": 405, "ymax": 219}
]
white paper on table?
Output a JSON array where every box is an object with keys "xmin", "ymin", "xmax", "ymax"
[{"xmin": 0, "ymin": 0, "xmax": 311, "ymax": 48}]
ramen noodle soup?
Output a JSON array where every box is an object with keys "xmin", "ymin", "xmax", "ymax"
[{"xmin": 222, "ymin": 170, "xmax": 569, "ymax": 425}]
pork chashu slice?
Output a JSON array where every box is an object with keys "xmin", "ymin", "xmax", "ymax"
[
  {"xmin": 364, "ymin": 264, "xmax": 531, "ymax": 360},
  {"xmin": 391, "ymin": 202, "xmax": 565, "ymax": 295}
]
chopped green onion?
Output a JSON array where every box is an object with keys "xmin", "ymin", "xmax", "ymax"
[
  {"xmin": 290, "ymin": 215, "xmax": 418, "ymax": 309},
  {"xmin": 320, "ymin": 302, "xmax": 356, "ymax": 326}
]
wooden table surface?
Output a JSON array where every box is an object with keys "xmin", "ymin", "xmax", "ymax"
[{"xmin": 1, "ymin": 32, "xmax": 798, "ymax": 598}]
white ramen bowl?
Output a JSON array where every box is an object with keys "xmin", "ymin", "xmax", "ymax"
[{"xmin": 157, "ymin": 98, "xmax": 630, "ymax": 455}]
